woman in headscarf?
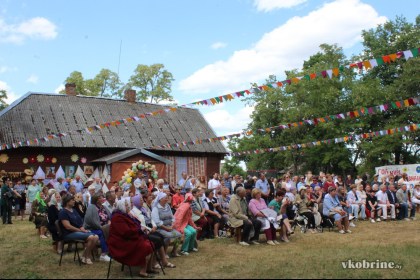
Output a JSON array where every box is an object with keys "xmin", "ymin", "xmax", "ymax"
[
  {"xmin": 132, "ymin": 194, "xmax": 176, "ymax": 269},
  {"xmin": 173, "ymin": 193, "xmax": 201, "ymax": 255},
  {"xmin": 73, "ymin": 192, "xmax": 86, "ymax": 218},
  {"xmin": 151, "ymin": 192, "xmax": 182, "ymax": 258},
  {"xmin": 32, "ymin": 191, "xmax": 49, "ymax": 239},
  {"xmin": 108, "ymin": 197, "xmax": 154, "ymax": 278},
  {"xmin": 47, "ymin": 192, "xmax": 62, "ymax": 253}
]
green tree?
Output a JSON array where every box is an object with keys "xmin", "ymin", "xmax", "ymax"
[
  {"xmin": 221, "ymin": 157, "xmax": 246, "ymax": 178},
  {"xmin": 128, "ymin": 64, "xmax": 174, "ymax": 103},
  {"xmin": 61, "ymin": 69, "xmax": 122, "ymax": 97},
  {"xmin": 0, "ymin": 89, "xmax": 8, "ymax": 111}
]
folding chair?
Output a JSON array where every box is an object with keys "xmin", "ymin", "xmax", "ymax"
[{"xmin": 55, "ymin": 220, "xmax": 85, "ymax": 266}]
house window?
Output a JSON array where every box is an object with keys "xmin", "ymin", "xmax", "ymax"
[{"xmin": 176, "ymin": 157, "xmax": 187, "ymax": 183}]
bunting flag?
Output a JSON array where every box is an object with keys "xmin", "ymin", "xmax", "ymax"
[
  {"xmin": 230, "ymin": 124, "xmax": 419, "ymax": 157},
  {"xmin": 149, "ymin": 97, "xmax": 418, "ymax": 150},
  {"xmin": 184, "ymin": 47, "xmax": 419, "ymax": 107},
  {"xmin": 0, "ymin": 47, "xmax": 418, "ymax": 151}
]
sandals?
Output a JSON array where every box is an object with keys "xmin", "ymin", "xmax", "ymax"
[{"xmin": 165, "ymin": 262, "xmax": 176, "ymax": 268}]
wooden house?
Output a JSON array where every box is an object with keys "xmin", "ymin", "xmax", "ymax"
[{"xmin": 0, "ymin": 85, "xmax": 227, "ymax": 184}]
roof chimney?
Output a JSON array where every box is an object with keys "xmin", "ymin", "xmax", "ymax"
[
  {"xmin": 65, "ymin": 83, "xmax": 77, "ymax": 96},
  {"xmin": 124, "ymin": 89, "xmax": 136, "ymax": 103}
]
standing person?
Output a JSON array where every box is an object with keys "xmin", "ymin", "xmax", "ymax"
[
  {"xmin": 208, "ymin": 173, "xmax": 221, "ymax": 195},
  {"xmin": 54, "ymin": 178, "xmax": 67, "ymax": 194},
  {"xmin": 178, "ymin": 172, "xmax": 192, "ymax": 195},
  {"xmin": 222, "ymin": 172, "xmax": 232, "ymax": 194},
  {"xmin": 2, "ymin": 179, "xmax": 20, "ymax": 224},
  {"xmin": 71, "ymin": 176, "xmax": 84, "ymax": 194},
  {"xmin": 27, "ymin": 179, "xmax": 42, "ymax": 221},
  {"xmin": 255, "ymin": 173, "xmax": 270, "ymax": 203},
  {"xmin": 345, "ymin": 175, "xmax": 354, "ymax": 187},
  {"xmin": 133, "ymin": 172, "xmax": 147, "ymax": 194},
  {"xmin": 173, "ymin": 193, "xmax": 201, "ymax": 255},
  {"xmin": 14, "ymin": 180, "xmax": 27, "ymax": 221}
]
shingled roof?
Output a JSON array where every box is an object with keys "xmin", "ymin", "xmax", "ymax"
[{"xmin": 0, "ymin": 92, "xmax": 227, "ymax": 154}]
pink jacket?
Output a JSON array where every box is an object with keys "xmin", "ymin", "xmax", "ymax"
[{"xmin": 173, "ymin": 202, "xmax": 198, "ymax": 234}]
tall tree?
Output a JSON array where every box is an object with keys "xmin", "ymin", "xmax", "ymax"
[
  {"xmin": 0, "ymin": 89, "xmax": 8, "ymax": 111},
  {"xmin": 128, "ymin": 64, "xmax": 174, "ymax": 103}
]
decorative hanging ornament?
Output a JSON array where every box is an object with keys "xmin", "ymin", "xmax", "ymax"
[
  {"xmin": 45, "ymin": 156, "xmax": 51, "ymax": 163},
  {"xmin": 29, "ymin": 156, "xmax": 37, "ymax": 164},
  {"xmin": 0, "ymin": 154, "xmax": 9, "ymax": 163},
  {"xmin": 80, "ymin": 157, "xmax": 87, "ymax": 164},
  {"xmin": 22, "ymin": 157, "xmax": 29, "ymax": 164},
  {"xmin": 71, "ymin": 154, "xmax": 79, "ymax": 162},
  {"xmin": 51, "ymin": 157, "xmax": 57, "ymax": 164},
  {"xmin": 36, "ymin": 154, "xmax": 44, "ymax": 163}
]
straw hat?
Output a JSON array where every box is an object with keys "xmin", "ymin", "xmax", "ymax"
[
  {"xmin": 0, "ymin": 170, "xmax": 6, "ymax": 176},
  {"xmin": 25, "ymin": 176, "xmax": 33, "ymax": 182},
  {"xmin": 24, "ymin": 169, "xmax": 34, "ymax": 176}
]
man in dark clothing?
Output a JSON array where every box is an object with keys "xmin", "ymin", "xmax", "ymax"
[{"xmin": 1, "ymin": 178, "xmax": 17, "ymax": 224}]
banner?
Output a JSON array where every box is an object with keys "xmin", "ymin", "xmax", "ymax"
[{"xmin": 375, "ymin": 164, "xmax": 420, "ymax": 186}]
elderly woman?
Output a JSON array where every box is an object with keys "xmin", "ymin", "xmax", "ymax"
[
  {"xmin": 108, "ymin": 197, "xmax": 154, "ymax": 277},
  {"xmin": 151, "ymin": 192, "xmax": 182, "ymax": 258},
  {"xmin": 32, "ymin": 191, "xmax": 49, "ymax": 239},
  {"xmin": 173, "ymin": 193, "xmax": 201, "ymax": 255},
  {"xmin": 191, "ymin": 188, "xmax": 209, "ymax": 240},
  {"xmin": 132, "ymin": 194, "xmax": 176, "ymax": 269},
  {"xmin": 47, "ymin": 192, "xmax": 62, "ymax": 253},
  {"xmin": 203, "ymin": 189, "xmax": 221, "ymax": 239},
  {"xmin": 83, "ymin": 194, "xmax": 111, "ymax": 262},
  {"xmin": 249, "ymin": 188, "xmax": 279, "ymax": 245},
  {"xmin": 412, "ymin": 182, "xmax": 420, "ymax": 207},
  {"xmin": 217, "ymin": 187, "xmax": 231, "ymax": 227},
  {"xmin": 295, "ymin": 188, "xmax": 317, "ymax": 233},
  {"xmin": 59, "ymin": 194, "xmax": 99, "ymax": 265}
]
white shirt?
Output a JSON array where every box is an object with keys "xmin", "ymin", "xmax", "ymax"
[
  {"xmin": 134, "ymin": 178, "xmax": 145, "ymax": 189},
  {"xmin": 375, "ymin": 190, "xmax": 388, "ymax": 204},
  {"xmin": 208, "ymin": 179, "xmax": 221, "ymax": 191}
]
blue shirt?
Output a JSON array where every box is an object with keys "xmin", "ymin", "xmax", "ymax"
[
  {"xmin": 255, "ymin": 179, "xmax": 269, "ymax": 194},
  {"xmin": 178, "ymin": 178, "xmax": 192, "ymax": 195},
  {"xmin": 72, "ymin": 180, "xmax": 84, "ymax": 193},
  {"xmin": 323, "ymin": 194, "xmax": 341, "ymax": 216}
]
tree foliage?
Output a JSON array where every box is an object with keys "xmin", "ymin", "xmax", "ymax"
[
  {"xmin": 61, "ymin": 64, "xmax": 174, "ymax": 103},
  {"xmin": 230, "ymin": 16, "xmax": 420, "ymax": 177},
  {"xmin": 0, "ymin": 89, "xmax": 8, "ymax": 111}
]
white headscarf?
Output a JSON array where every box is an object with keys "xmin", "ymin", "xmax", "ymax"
[
  {"xmin": 49, "ymin": 193, "xmax": 62, "ymax": 210},
  {"xmin": 116, "ymin": 197, "xmax": 132, "ymax": 213},
  {"xmin": 152, "ymin": 192, "xmax": 167, "ymax": 209}
]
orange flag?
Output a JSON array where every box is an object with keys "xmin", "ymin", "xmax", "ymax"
[
  {"xmin": 389, "ymin": 53, "xmax": 397, "ymax": 61},
  {"xmin": 363, "ymin": 60, "xmax": 372, "ymax": 69},
  {"xmin": 332, "ymin": 68, "xmax": 339, "ymax": 77}
]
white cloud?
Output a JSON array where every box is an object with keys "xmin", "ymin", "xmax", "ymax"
[
  {"xmin": 179, "ymin": 0, "xmax": 387, "ymax": 94},
  {"xmin": 26, "ymin": 74, "xmax": 39, "ymax": 84},
  {"xmin": 0, "ymin": 80, "xmax": 19, "ymax": 104},
  {"xmin": 54, "ymin": 84, "xmax": 65, "ymax": 93},
  {"xmin": 0, "ymin": 16, "xmax": 57, "ymax": 44},
  {"xmin": 254, "ymin": 0, "xmax": 307, "ymax": 12},
  {"xmin": 0, "ymin": 66, "xmax": 17, "ymax": 74},
  {"xmin": 203, "ymin": 106, "xmax": 255, "ymax": 136},
  {"xmin": 211, "ymin": 42, "xmax": 227, "ymax": 50}
]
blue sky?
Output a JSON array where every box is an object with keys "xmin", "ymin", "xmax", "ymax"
[{"xmin": 0, "ymin": 0, "xmax": 418, "ymax": 138}]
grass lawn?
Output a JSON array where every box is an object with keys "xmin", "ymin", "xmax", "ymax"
[{"xmin": 0, "ymin": 218, "xmax": 419, "ymax": 279}]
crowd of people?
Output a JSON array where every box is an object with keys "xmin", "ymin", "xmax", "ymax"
[{"xmin": 1, "ymin": 170, "xmax": 419, "ymax": 277}]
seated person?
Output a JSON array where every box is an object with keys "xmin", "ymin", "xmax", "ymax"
[
  {"xmin": 376, "ymin": 185, "xmax": 396, "ymax": 221},
  {"xmin": 411, "ymin": 182, "xmax": 420, "ymax": 213},
  {"xmin": 59, "ymin": 194, "xmax": 99, "ymax": 265},
  {"xmin": 171, "ymin": 186, "xmax": 184, "ymax": 212},
  {"xmin": 322, "ymin": 187, "xmax": 351, "ymax": 234},
  {"xmin": 103, "ymin": 191, "xmax": 116, "ymax": 217},
  {"xmin": 151, "ymin": 192, "xmax": 182, "ymax": 258},
  {"xmin": 396, "ymin": 184, "xmax": 416, "ymax": 220},
  {"xmin": 268, "ymin": 190, "xmax": 293, "ymax": 242},
  {"xmin": 365, "ymin": 186, "xmax": 379, "ymax": 222},
  {"xmin": 108, "ymin": 197, "xmax": 154, "ymax": 277},
  {"xmin": 191, "ymin": 188, "xmax": 209, "ymax": 240},
  {"xmin": 217, "ymin": 187, "xmax": 231, "ymax": 228},
  {"xmin": 347, "ymin": 184, "xmax": 366, "ymax": 221},
  {"xmin": 173, "ymin": 193, "xmax": 201, "ymax": 255},
  {"xmin": 228, "ymin": 187, "xmax": 262, "ymax": 246},
  {"xmin": 295, "ymin": 188, "xmax": 317, "ymax": 234},
  {"xmin": 32, "ymin": 191, "xmax": 49, "ymax": 239},
  {"xmin": 83, "ymin": 194, "xmax": 111, "ymax": 262},
  {"xmin": 249, "ymin": 188, "xmax": 279, "ymax": 245},
  {"xmin": 47, "ymin": 192, "xmax": 63, "ymax": 253},
  {"xmin": 202, "ymin": 189, "xmax": 222, "ymax": 238},
  {"xmin": 131, "ymin": 194, "xmax": 175, "ymax": 269}
]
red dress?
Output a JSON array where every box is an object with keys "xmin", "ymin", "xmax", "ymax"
[{"xmin": 108, "ymin": 212, "xmax": 153, "ymax": 266}]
